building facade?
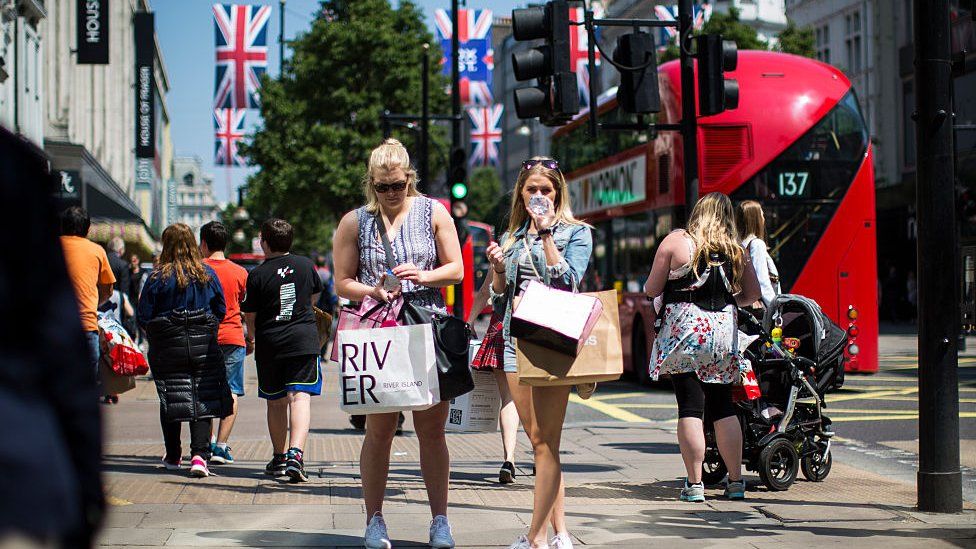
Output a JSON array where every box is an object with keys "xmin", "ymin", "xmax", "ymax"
[
  {"xmin": 171, "ymin": 156, "xmax": 220, "ymax": 237},
  {"xmin": 0, "ymin": 0, "xmax": 46, "ymax": 146},
  {"xmin": 41, "ymin": 0, "xmax": 171, "ymax": 255},
  {"xmin": 786, "ymin": 0, "xmax": 976, "ymax": 282}
]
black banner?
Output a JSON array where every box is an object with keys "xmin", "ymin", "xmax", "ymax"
[
  {"xmin": 134, "ymin": 12, "xmax": 155, "ymax": 159},
  {"xmin": 77, "ymin": 0, "xmax": 109, "ymax": 64}
]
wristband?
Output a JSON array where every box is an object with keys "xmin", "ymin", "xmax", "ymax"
[{"xmin": 537, "ymin": 227, "xmax": 553, "ymax": 236}]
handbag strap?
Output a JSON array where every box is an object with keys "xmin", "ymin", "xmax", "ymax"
[
  {"xmin": 521, "ymin": 233, "xmax": 579, "ymax": 292},
  {"xmin": 374, "ymin": 211, "xmax": 398, "ymax": 272}
]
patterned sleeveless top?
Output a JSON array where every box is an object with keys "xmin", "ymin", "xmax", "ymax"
[{"xmin": 356, "ymin": 196, "xmax": 444, "ymax": 309}]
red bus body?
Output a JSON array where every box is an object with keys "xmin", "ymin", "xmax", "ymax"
[{"xmin": 553, "ymin": 51, "xmax": 878, "ymax": 377}]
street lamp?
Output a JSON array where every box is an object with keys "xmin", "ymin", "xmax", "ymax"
[{"xmin": 233, "ymin": 229, "xmax": 246, "ymax": 244}]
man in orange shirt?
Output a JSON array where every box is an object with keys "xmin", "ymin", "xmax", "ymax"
[
  {"xmin": 60, "ymin": 207, "xmax": 116, "ymax": 382},
  {"xmin": 200, "ymin": 221, "xmax": 249, "ymax": 465}
]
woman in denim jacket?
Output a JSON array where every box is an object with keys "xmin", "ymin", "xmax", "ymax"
[{"xmin": 485, "ymin": 157, "xmax": 592, "ymax": 549}]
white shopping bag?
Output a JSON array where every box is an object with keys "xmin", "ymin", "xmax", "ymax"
[
  {"xmin": 446, "ymin": 342, "xmax": 501, "ymax": 432},
  {"xmin": 337, "ymin": 324, "xmax": 440, "ymax": 414},
  {"xmin": 510, "ymin": 280, "xmax": 604, "ymax": 357}
]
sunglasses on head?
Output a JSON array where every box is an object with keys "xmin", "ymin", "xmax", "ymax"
[
  {"xmin": 522, "ymin": 159, "xmax": 559, "ymax": 171},
  {"xmin": 374, "ymin": 181, "xmax": 408, "ymax": 193}
]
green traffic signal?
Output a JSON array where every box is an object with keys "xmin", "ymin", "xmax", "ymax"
[{"xmin": 451, "ymin": 182, "xmax": 468, "ymax": 200}]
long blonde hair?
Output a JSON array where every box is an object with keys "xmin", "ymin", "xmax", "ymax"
[
  {"xmin": 361, "ymin": 138, "xmax": 421, "ymax": 212},
  {"xmin": 155, "ymin": 223, "xmax": 211, "ymax": 289},
  {"xmin": 736, "ymin": 199, "xmax": 766, "ymax": 242},
  {"xmin": 501, "ymin": 156, "xmax": 588, "ymax": 250},
  {"xmin": 686, "ymin": 192, "xmax": 744, "ymax": 290}
]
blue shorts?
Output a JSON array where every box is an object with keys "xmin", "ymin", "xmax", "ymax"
[
  {"xmin": 503, "ymin": 339, "xmax": 518, "ymax": 374},
  {"xmin": 257, "ymin": 354, "xmax": 322, "ymax": 400},
  {"xmin": 220, "ymin": 345, "xmax": 246, "ymax": 396}
]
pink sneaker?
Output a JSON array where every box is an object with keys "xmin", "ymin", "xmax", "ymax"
[{"xmin": 189, "ymin": 456, "xmax": 210, "ymax": 478}]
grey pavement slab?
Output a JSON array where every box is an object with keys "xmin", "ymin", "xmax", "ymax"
[{"xmin": 758, "ymin": 503, "xmax": 901, "ymax": 522}]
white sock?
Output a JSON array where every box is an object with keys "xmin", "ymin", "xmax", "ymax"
[{"xmin": 216, "ymin": 442, "xmax": 228, "ymax": 450}]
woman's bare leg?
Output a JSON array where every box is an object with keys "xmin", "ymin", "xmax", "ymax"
[
  {"xmin": 493, "ymin": 370, "xmax": 518, "ymax": 463},
  {"xmin": 412, "ymin": 401, "xmax": 451, "ymax": 517},
  {"xmin": 713, "ymin": 415, "xmax": 743, "ymax": 482},
  {"xmin": 361, "ymin": 412, "xmax": 398, "ymax": 521},
  {"xmin": 526, "ymin": 385, "xmax": 571, "ymax": 547},
  {"xmin": 677, "ymin": 417, "xmax": 706, "ymax": 484}
]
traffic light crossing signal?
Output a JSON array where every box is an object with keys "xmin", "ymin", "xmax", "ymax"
[
  {"xmin": 449, "ymin": 147, "xmax": 467, "ymax": 219},
  {"xmin": 695, "ymin": 34, "xmax": 738, "ymax": 116},
  {"xmin": 511, "ymin": 0, "xmax": 579, "ymax": 126},
  {"xmin": 613, "ymin": 31, "xmax": 660, "ymax": 114}
]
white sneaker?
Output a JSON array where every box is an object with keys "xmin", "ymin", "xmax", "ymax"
[
  {"xmin": 428, "ymin": 515, "xmax": 455, "ymax": 548},
  {"xmin": 508, "ymin": 534, "xmax": 540, "ymax": 549},
  {"xmin": 550, "ymin": 532, "xmax": 574, "ymax": 549},
  {"xmin": 363, "ymin": 512, "xmax": 391, "ymax": 549}
]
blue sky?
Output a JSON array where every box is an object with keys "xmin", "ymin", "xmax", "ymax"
[{"xmin": 155, "ymin": 0, "xmax": 525, "ymax": 203}]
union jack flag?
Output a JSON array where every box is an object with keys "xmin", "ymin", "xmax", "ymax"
[
  {"xmin": 654, "ymin": 3, "xmax": 712, "ymax": 46},
  {"xmin": 214, "ymin": 108, "xmax": 247, "ymax": 167},
  {"xmin": 569, "ymin": 5, "xmax": 603, "ymax": 108},
  {"xmin": 213, "ymin": 4, "xmax": 271, "ymax": 110},
  {"xmin": 466, "ymin": 104, "xmax": 503, "ymax": 167},
  {"xmin": 434, "ymin": 8, "xmax": 494, "ymax": 105}
]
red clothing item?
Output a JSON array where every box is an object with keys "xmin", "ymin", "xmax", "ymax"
[{"xmin": 204, "ymin": 257, "xmax": 248, "ymax": 346}]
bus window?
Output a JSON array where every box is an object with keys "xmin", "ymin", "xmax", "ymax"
[
  {"xmin": 732, "ymin": 91, "xmax": 869, "ymax": 289},
  {"xmin": 552, "ymin": 105, "xmax": 647, "ymax": 174}
]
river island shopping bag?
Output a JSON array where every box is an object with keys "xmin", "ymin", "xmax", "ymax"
[{"xmin": 337, "ymin": 324, "xmax": 439, "ymax": 414}]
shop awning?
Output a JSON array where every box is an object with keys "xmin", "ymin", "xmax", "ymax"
[{"xmin": 88, "ymin": 218, "xmax": 159, "ymax": 259}]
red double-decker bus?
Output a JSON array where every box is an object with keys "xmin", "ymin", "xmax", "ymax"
[{"xmin": 552, "ymin": 50, "xmax": 878, "ymax": 381}]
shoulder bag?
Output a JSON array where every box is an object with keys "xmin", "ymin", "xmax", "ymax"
[{"xmin": 375, "ymin": 211, "xmax": 474, "ymax": 401}]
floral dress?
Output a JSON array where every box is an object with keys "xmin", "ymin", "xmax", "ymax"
[{"xmin": 649, "ymin": 237, "xmax": 756, "ymax": 384}]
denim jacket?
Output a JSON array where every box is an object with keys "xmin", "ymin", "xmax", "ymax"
[{"xmin": 490, "ymin": 221, "xmax": 593, "ymax": 339}]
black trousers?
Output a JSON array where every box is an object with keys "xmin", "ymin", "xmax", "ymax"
[
  {"xmin": 160, "ymin": 410, "xmax": 212, "ymax": 459},
  {"xmin": 671, "ymin": 372, "xmax": 737, "ymax": 423}
]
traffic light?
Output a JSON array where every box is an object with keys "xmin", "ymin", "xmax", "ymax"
[
  {"xmin": 511, "ymin": 0, "xmax": 579, "ymax": 126},
  {"xmin": 613, "ymin": 31, "xmax": 660, "ymax": 114},
  {"xmin": 695, "ymin": 34, "xmax": 738, "ymax": 116},
  {"xmin": 448, "ymin": 147, "xmax": 468, "ymax": 219}
]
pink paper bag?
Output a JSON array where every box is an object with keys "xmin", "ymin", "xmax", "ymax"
[
  {"xmin": 510, "ymin": 280, "xmax": 603, "ymax": 357},
  {"xmin": 329, "ymin": 296, "xmax": 402, "ymax": 363}
]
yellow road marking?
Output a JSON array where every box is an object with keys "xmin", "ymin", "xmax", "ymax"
[
  {"xmin": 107, "ymin": 496, "xmax": 132, "ymax": 506},
  {"xmin": 869, "ymin": 396, "xmax": 976, "ymax": 403},
  {"xmin": 829, "ymin": 412, "xmax": 976, "ymax": 422},
  {"xmin": 614, "ymin": 403, "xmax": 681, "ymax": 409},
  {"xmin": 828, "ymin": 408, "xmax": 925, "ymax": 414},
  {"xmin": 569, "ymin": 394, "xmax": 652, "ymax": 423},
  {"xmin": 593, "ymin": 391, "xmax": 654, "ymax": 401},
  {"xmin": 826, "ymin": 387, "xmax": 918, "ymax": 403},
  {"xmin": 841, "ymin": 385, "xmax": 976, "ymax": 393}
]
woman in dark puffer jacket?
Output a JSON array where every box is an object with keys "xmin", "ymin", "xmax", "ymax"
[{"xmin": 138, "ymin": 223, "xmax": 231, "ymax": 478}]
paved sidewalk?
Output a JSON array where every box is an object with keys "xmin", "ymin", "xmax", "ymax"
[{"xmin": 98, "ymin": 365, "xmax": 976, "ymax": 548}]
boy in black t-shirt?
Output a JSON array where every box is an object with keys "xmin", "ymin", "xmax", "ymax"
[{"xmin": 242, "ymin": 219, "xmax": 324, "ymax": 483}]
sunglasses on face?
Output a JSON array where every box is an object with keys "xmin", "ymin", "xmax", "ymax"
[
  {"xmin": 522, "ymin": 159, "xmax": 559, "ymax": 171},
  {"xmin": 374, "ymin": 181, "xmax": 408, "ymax": 193}
]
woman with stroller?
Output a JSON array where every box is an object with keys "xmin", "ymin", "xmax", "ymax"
[
  {"xmin": 137, "ymin": 223, "xmax": 231, "ymax": 478},
  {"xmin": 332, "ymin": 138, "xmax": 463, "ymax": 549},
  {"xmin": 644, "ymin": 192, "xmax": 761, "ymax": 502},
  {"xmin": 736, "ymin": 200, "xmax": 781, "ymax": 315},
  {"xmin": 484, "ymin": 157, "xmax": 593, "ymax": 549}
]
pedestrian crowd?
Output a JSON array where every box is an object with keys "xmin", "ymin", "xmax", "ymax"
[{"xmin": 49, "ymin": 139, "xmax": 779, "ymax": 549}]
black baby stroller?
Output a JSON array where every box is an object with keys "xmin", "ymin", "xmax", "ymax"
[{"xmin": 702, "ymin": 294, "xmax": 848, "ymax": 491}]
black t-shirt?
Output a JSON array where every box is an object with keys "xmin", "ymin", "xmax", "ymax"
[{"xmin": 241, "ymin": 254, "xmax": 324, "ymax": 363}]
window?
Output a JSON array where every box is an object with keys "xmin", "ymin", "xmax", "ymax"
[
  {"xmin": 815, "ymin": 24, "xmax": 831, "ymax": 64},
  {"xmin": 550, "ymin": 105, "xmax": 645, "ymax": 174},
  {"xmin": 845, "ymin": 10, "xmax": 863, "ymax": 74},
  {"xmin": 732, "ymin": 91, "xmax": 869, "ymax": 288}
]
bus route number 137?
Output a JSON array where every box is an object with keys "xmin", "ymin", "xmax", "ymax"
[{"xmin": 777, "ymin": 171, "xmax": 810, "ymax": 198}]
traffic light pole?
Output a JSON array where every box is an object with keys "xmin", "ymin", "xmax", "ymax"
[
  {"xmin": 420, "ymin": 43, "xmax": 430, "ymax": 194},
  {"xmin": 451, "ymin": 0, "xmax": 465, "ymax": 320},
  {"xmin": 678, "ymin": 0, "xmax": 699, "ymax": 224},
  {"xmin": 914, "ymin": 0, "xmax": 962, "ymax": 513}
]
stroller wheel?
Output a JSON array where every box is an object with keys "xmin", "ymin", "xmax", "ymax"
[
  {"xmin": 758, "ymin": 438, "xmax": 799, "ymax": 491},
  {"xmin": 701, "ymin": 448, "xmax": 728, "ymax": 486},
  {"xmin": 801, "ymin": 449, "xmax": 832, "ymax": 482}
]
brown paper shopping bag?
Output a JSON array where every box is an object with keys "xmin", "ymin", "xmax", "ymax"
[{"xmin": 516, "ymin": 290, "xmax": 623, "ymax": 386}]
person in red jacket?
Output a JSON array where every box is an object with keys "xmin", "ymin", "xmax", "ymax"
[{"xmin": 200, "ymin": 221, "xmax": 249, "ymax": 465}]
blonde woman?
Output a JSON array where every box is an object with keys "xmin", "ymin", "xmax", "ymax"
[
  {"xmin": 484, "ymin": 157, "xmax": 592, "ymax": 549},
  {"xmin": 736, "ymin": 200, "xmax": 781, "ymax": 311},
  {"xmin": 644, "ymin": 192, "xmax": 760, "ymax": 502},
  {"xmin": 332, "ymin": 139, "xmax": 463, "ymax": 549}
]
